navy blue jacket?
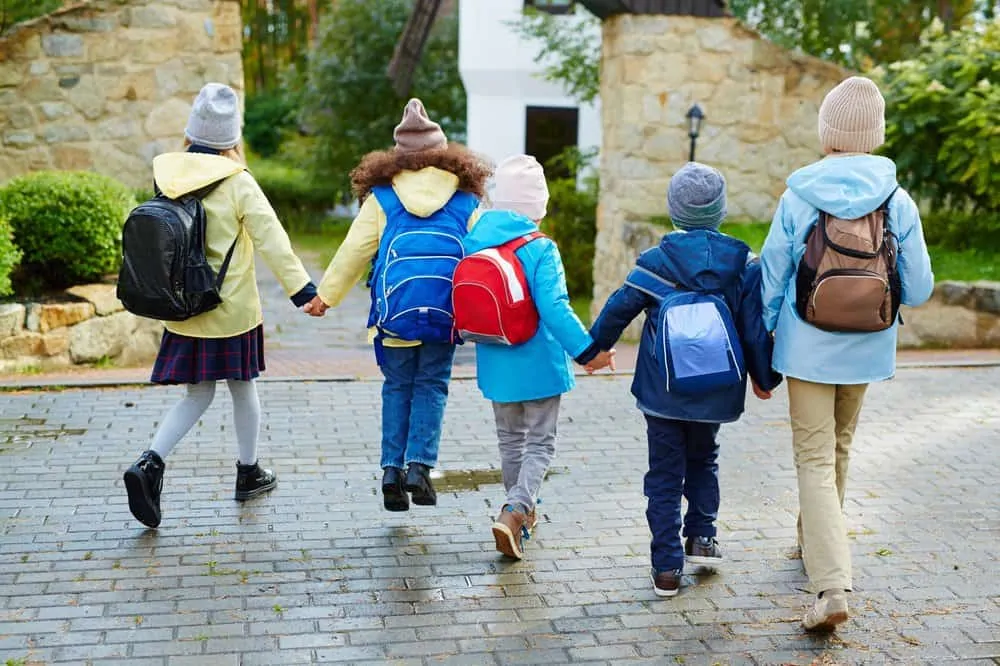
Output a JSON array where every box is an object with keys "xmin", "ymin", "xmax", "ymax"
[{"xmin": 590, "ymin": 230, "xmax": 782, "ymax": 424}]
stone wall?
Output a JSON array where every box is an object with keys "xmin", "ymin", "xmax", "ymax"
[
  {"xmin": 592, "ymin": 14, "xmax": 848, "ymax": 331},
  {"xmin": 0, "ymin": 284, "xmax": 162, "ymax": 372},
  {"xmin": 899, "ymin": 282, "xmax": 1000, "ymax": 349},
  {"xmin": 0, "ymin": 0, "xmax": 243, "ymax": 190}
]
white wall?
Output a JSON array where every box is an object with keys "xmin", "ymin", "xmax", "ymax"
[{"xmin": 458, "ymin": 0, "xmax": 601, "ymax": 174}]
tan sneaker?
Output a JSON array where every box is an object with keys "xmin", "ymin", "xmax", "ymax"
[
  {"xmin": 492, "ymin": 505, "xmax": 529, "ymax": 559},
  {"xmin": 803, "ymin": 590, "xmax": 849, "ymax": 633},
  {"xmin": 525, "ymin": 508, "xmax": 538, "ymax": 534}
]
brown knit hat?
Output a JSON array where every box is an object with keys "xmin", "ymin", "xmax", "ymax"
[
  {"xmin": 393, "ymin": 98, "xmax": 447, "ymax": 153},
  {"xmin": 818, "ymin": 76, "xmax": 886, "ymax": 154}
]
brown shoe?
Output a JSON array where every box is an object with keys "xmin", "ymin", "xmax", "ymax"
[
  {"xmin": 684, "ymin": 536, "xmax": 723, "ymax": 567},
  {"xmin": 526, "ymin": 509, "xmax": 538, "ymax": 534},
  {"xmin": 492, "ymin": 505, "xmax": 528, "ymax": 559},
  {"xmin": 651, "ymin": 568, "xmax": 682, "ymax": 598},
  {"xmin": 803, "ymin": 590, "xmax": 849, "ymax": 633}
]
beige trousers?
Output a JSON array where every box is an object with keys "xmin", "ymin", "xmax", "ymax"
[{"xmin": 787, "ymin": 377, "xmax": 868, "ymax": 594}]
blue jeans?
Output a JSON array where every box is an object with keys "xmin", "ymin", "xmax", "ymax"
[
  {"xmin": 644, "ymin": 415, "xmax": 721, "ymax": 572},
  {"xmin": 379, "ymin": 343, "xmax": 455, "ymax": 470}
]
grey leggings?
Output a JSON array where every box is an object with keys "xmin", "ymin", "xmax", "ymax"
[
  {"xmin": 150, "ymin": 380, "xmax": 261, "ymax": 465},
  {"xmin": 492, "ymin": 396, "xmax": 560, "ymax": 512}
]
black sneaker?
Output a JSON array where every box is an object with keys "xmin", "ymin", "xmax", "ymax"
[
  {"xmin": 404, "ymin": 462, "xmax": 436, "ymax": 506},
  {"xmin": 651, "ymin": 568, "xmax": 683, "ymax": 598},
  {"xmin": 123, "ymin": 450, "xmax": 165, "ymax": 528},
  {"xmin": 382, "ymin": 467, "xmax": 409, "ymax": 512},
  {"xmin": 685, "ymin": 536, "xmax": 723, "ymax": 567},
  {"xmin": 234, "ymin": 462, "xmax": 277, "ymax": 501}
]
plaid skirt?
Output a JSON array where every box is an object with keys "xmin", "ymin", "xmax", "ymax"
[{"xmin": 151, "ymin": 325, "xmax": 265, "ymax": 385}]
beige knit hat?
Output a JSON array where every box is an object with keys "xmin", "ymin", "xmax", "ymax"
[
  {"xmin": 393, "ymin": 98, "xmax": 447, "ymax": 153},
  {"xmin": 818, "ymin": 76, "xmax": 886, "ymax": 154},
  {"xmin": 493, "ymin": 155, "xmax": 549, "ymax": 221}
]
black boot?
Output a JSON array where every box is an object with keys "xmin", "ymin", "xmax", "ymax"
[
  {"xmin": 382, "ymin": 467, "xmax": 409, "ymax": 512},
  {"xmin": 123, "ymin": 450, "xmax": 165, "ymax": 528},
  {"xmin": 405, "ymin": 462, "xmax": 436, "ymax": 506},
  {"xmin": 235, "ymin": 462, "xmax": 277, "ymax": 501}
]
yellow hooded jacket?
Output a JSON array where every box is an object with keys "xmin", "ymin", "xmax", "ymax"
[
  {"xmin": 317, "ymin": 167, "xmax": 480, "ymax": 347},
  {"xmin": 151, "ymin": 152, "xmax": 312, "ymax": 339}
]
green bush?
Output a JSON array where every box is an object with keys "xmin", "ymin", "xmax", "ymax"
[
  {"xmin": 920, "ymin": 211, "xmax": 1000, "ymax": 252},
  {"xmin": 0, "ymin": 214, "xmax": 21, "ymax": 298},
  {"xmin": 877, "ymin": 19, "xmax": 1000, "ymax": 213},
  {"xmin": 244, "ymin": 91, "xmax": 297, "ymax": 158},
  {"xmin": 539, "ymin": 150, "xmax": 598, "ymax": 300},
  {"xmin": 0, "ymin": 171, "xmax": 135, "ymax": 290},
  {"xmin": 248, "ymin": 154, "xmax": 333, "ymax": 230}
]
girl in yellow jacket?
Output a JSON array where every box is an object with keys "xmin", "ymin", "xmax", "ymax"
[
  {"xmin": 305, "ymin": 99, "xmax": 491, "ymax": 512},
  {"xmin": 123, "ymin": 83, "xmax": 317, "ymax": 529}
]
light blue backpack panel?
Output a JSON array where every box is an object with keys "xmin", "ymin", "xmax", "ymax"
[
  {"xmin": 625, "ymin": 266, "xmax": 745, "ymax": 396},
  {"xmin": 367, "ymin": 186, "xmax": 478, "ymax": 344}
]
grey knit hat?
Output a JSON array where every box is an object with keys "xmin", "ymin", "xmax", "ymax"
[
  {"xmin": 667, "ymin": 162, "xmax": 728, "ymax": 231},
  {"xmin": 185, "ymin": 83, "xmax": 242, "ymax": 150}
]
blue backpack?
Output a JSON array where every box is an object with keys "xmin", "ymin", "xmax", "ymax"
[
  {"xmin": 367, "ymin": 186, "xmax": 478, "ymax": 344},
  {"xmin": 625, "ymin": 265, "xmax": 745, "ymax": 396}
]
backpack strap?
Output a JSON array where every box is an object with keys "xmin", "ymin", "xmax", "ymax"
[
  {"xmin": 502, "ymin": 231, "xmax": 546, "ymax": 253},
  {"xmin": 878, "ymin": 186, "xmax": 900, "ymax": 214},
  {"xmin": 370, "ymin": 186, "xmax": 404, "ymax": 217},
  {"xmin": 624, "ymin": 266, "xmax": 677, "ymax": 302}
]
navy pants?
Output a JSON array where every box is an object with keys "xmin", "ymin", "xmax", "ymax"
[
  {"xmin": 379, "ymin": 343, "xmax": 456, "ymax": 470},
  {"xmin": 644, "ymin": 415, "xmax": 721, "ymax": 572}
]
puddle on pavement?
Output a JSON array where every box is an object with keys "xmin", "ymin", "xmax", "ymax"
[
  {"xmin": 0, "ymin": 417, "xmax": 86, "ymax": 453},
  {"xmin": 431, "ymin": 466, "xmax": 568, "ymax": 492}
]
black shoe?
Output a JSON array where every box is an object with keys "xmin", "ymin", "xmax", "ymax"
[
  {"xmin": 405, "ymin": 462, "xmax": 436, "ymax": 506},
  {"xmin": 685, "ymin": 536, "xmax": 723, "ymax": 567},
  {"xmin": 123, "ymin": 450, "xmax": 165, "ymax": 528},
  {"xmin": 382, "ymin": 467, "xmax": 409, "ymax": 512},
  {"xmin": 234, "ymin": 461, "xmax": 277, "ymax": 501}
]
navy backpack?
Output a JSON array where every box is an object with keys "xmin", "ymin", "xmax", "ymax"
[
  {"xmin": 625, "ymin": 265, "xmax": 745, "ymax": 396},
  {"xmin": 366, "ymin": 186, "xmax": 478, "ymax": 346}
]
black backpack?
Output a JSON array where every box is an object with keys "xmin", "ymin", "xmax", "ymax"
[{"xmin": 117, "ymin": 177, "xmax": 237, "ymax": 321}]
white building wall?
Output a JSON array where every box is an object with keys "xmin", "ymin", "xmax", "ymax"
[{"xmin": 458, "ymin": 0, "xmax": 601, "ymax": 172}]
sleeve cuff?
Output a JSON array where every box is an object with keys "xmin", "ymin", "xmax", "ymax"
[
  {"xmin": 291, "ymin": 282, "xmax": 318, "ymax": 307},
  {"xmin": 573, "ymin": 341, "xmax": 601, "ymax": 365}
]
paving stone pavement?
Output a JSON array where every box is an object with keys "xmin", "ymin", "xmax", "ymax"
[{"xmin": 0, "ymin": 365, "xmax": 998, "ymax": 665}]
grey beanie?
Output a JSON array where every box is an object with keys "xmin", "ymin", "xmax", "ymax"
[
  {"xmin": 667, "ymin": 162, "xmax": 728, "ymax": 231},
  {"xmin": 185, "ymin": 83, "xmax": 242, "ymax": 150}
]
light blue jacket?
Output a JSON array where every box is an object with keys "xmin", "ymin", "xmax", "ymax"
[
  {"xmin": 760, "ymin": 155, "xmax": 935, "ymax": 384},
  {"xmin": 463, "ymin": 211, "xmax": 596, "ymax": 403}
]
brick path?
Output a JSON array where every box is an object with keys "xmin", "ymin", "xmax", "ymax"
[{"xmin": 1, "ymin": 365, "xmax": 998, "ymax": 665}]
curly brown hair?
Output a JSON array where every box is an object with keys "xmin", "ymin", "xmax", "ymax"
[{"xmin": 350, "ymin": 143, "xmax": 493, "ymax": 201}]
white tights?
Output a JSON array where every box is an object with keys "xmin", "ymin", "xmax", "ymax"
[{"xmin": 150, "ymin": 380, "xmax": 261, "ymax": 465}]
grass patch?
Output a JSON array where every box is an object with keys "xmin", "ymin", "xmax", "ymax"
[
  {"xmin": 571, "ymin": 297, "xmax": 592, "ymax": 326},
  {"xmin": 288, "ymin": 221, "xmax": 352, "ymax": 268}
]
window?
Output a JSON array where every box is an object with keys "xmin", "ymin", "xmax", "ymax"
[
  {"xmin": 524, "ymin": 0, "xmax": 575, "ymax": 15},
  {"xmin": 525, "ymin": 106, "xmax": 579, "ymax": 180}
]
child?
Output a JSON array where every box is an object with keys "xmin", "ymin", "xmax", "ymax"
[
  {"xmin": 462, "ymin": 155, "xmax": 615, "ymax": 559},
  {"xmin": 760, "ymin": 76, "xmax": 933, "ymax": 631},
  {"xmin": 305, "ymin": 99, "xmax": 491, "ymax": 512},
  {"xmin": 123, "ymin": 83, "xmax": 318, "ymax": 528},
  {"xmin": 589, "ymin": 162, "xmax": 782, "ymax": 596}
]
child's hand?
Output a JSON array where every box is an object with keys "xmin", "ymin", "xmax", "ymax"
[
  {"xmin": 303, "ymin": 296, "xmax": 329, "ymax": 317},
  {"xmin": 751, "ymin": 379, "xmax": 772, "ymax": 400},
  {"xmin": 585, "ymin": 349, "xmax": 616, "ymax": 374}
]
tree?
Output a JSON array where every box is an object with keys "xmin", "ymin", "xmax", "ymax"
[
  {"xmin": 511, "ymin": 7, "xmax": 601, "ymax": 103},
  {"xmin": 0, "ymin": 0, "xmax": 63, "ymax": 35},
  {"xmin": 300, "ymin": 0, "xmax": 466, "ymax": 200}
]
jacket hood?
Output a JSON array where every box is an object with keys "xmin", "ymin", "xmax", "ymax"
[
  {"xmin": 643, "ymin": 230, "xmax": 750, "ymax": 292},
  {"xmin": 390, "ymin": 167, "xmax": 460, "ymax": 218},
  {"xmin": 463, "ymin": 210, "xmax": 539, "ymax": 253},
  {"xmin": 152, "ymin": 153, "xmax": 245, "ymax": 199},
  {"xmin": 787, "ymin": 154, "xmax": 898, "ymax": 219}
]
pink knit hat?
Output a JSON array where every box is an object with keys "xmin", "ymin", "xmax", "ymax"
[
  {"xmin": 393, "ymin": 98, "xmax": 447, "ymax": 153},
  {"xmin": 493, "ymin": 155, "xmax": 549, "ymax": 221},
  {"xmin": 818, "ymin": 76, "xmax": 886, "ymax": 154}
]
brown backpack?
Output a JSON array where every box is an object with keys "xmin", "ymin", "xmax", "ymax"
[{"xmin": 794, "ymin": 189, "xmax": 901, "ymax": 332}]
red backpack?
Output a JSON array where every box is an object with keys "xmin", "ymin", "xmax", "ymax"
[{"xmin": 452, "ymin": 232, "xmax": 545, "ymax": 346}]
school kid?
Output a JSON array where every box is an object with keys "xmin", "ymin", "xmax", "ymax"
[
  {"xmin": 461, "ymin": 155, "xmax": 615, "ymax": 559},
  {"xmin": 304, "ymin": 99, "xmax": 492, "ymax": 512},
  {"xmin": 760, "ymin": 76, "xmax": 934, "ymax": 631},
  {"xmin": 123, "ymin": 83, "xmax": 318, "ymax": 528},
  {"xmin": 589, "ymin": 162, "xmax": 782, "ymax": 596}
]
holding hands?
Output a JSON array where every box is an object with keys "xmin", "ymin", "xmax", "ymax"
[
  {"xmin": 303, "ymin": 296, "xmax": 329, "ymax": 317},
  {"xmin": 585, "ymin": 349, "xmax": 617, "ymax": 374},
  {"xmin": 751, "ymin": 379, "xmax": 772, "ymax": 400}
]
